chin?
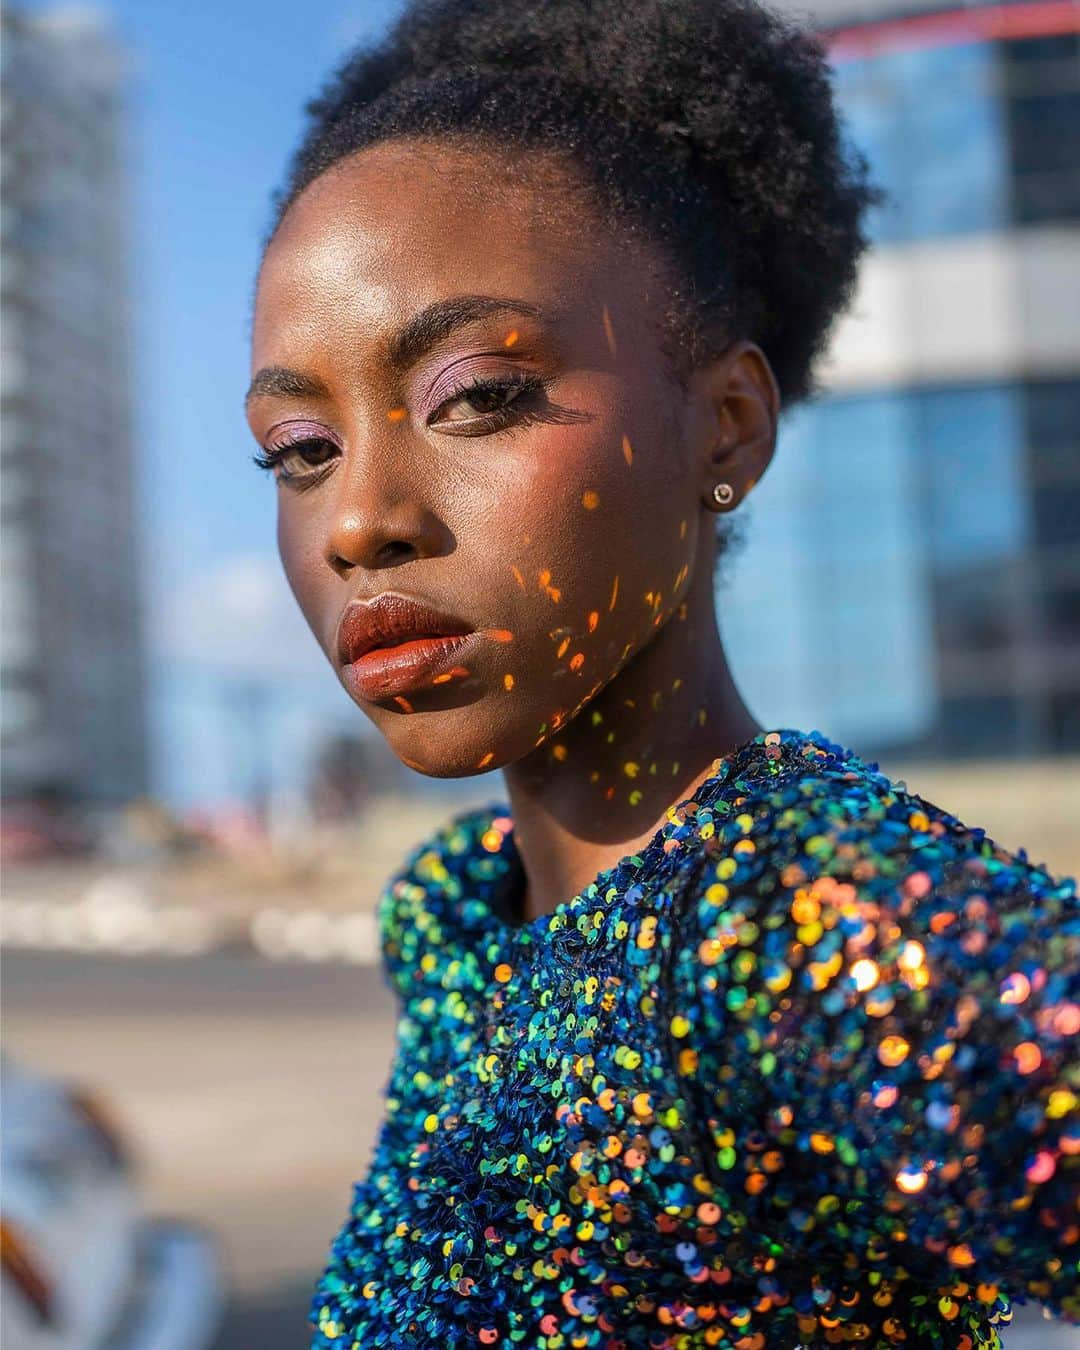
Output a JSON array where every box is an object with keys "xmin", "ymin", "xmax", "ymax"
[{"xmin": 386, "ymin": 725, "xmax": 508, "ymax": 781}]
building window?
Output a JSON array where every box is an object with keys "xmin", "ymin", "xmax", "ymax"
[{"xmin": 834, "ymin": 39, "xmax": 1008, "ymax": 245}]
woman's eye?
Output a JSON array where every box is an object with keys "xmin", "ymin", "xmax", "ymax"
[
  {"xmin": 251, "ymin": 436, "xmax": 338, "ymax": 482},
  {"xmin": 251, "ymin": 374, "xmax": 553, "ymax": 485},
  {"xmin": 431, "ymin": 374, "xmax": 548, "ymax": 430}
]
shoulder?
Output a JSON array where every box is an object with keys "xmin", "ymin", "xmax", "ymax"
[
  {"xmin": 669, "ymin": 731, "xmax": 1080, "ymax": 1325},
  {"xmin": 376, "ymin": 798, "xmax": 510, "ymax": 997},
  {"xmin": 676, "ymin": 733, "xmax": 1078, "ymax": 1008}
]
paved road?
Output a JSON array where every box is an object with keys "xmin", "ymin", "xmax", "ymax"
[
  {"xmin": 3, "ymin": 951, "xmax": 1075, "ymax": 1348},
  {"xmin": 3, "ymin": 950, "xmax": 396, "ymax": 1348}
]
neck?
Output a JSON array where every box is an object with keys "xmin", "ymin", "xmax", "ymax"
[{"xmin": 500, "ymin": 566, "xmax": 762, "ymax": 924}]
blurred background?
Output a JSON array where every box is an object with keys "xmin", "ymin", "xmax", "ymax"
[{"xmin": 1, "ymin": 0, "xmax": 1078, "ymax": 1345}]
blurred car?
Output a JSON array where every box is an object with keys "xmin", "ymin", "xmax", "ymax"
[
  {"xmin": 0, "ymin": 803, "xmax": 97, "ymax": 865},
  {"xmin": 1, "ymin": 1052, "xmax": 226, "ymax": 1350}
]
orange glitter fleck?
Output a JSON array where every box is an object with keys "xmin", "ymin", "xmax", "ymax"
[
  {"xmin": 477, "ymin": 751, "xmax": 495, "ymax": 769},
  {"xmin": 510, "ymin": 565, "xmax": 526, "ymax": 591},
  {"xmin": 582, "ymin": 490, "xmax": 600, "ymax": 510},
  {"xmin": 393, "ymin": 695, "xmax": 414, "ymax": 712},
  {"xmin": 622, "ymin": 434, "xmax": 634, "ymax": 466},
  {"xmin": 431, "ymin": 666, "xmax": 469, "ymax": 684},
  {"xmin": 503, "ymin": 673, "xmax": 514, "ymax": 690},
  {"xmin": 386, "ymin": 406, "xmax": 407, "ymax": 422},
  {"xmin": 503, "ymin": 329, "xmax": 519, "ymax": 347},
  {"xmin": 488, "ymin": 629, "xmax": 514, "ymax": 643},
  {"xmin": 602, "ymin": 305, "xmax": 616, "ymax": 357},
  {"xmin": 609, "ymin": 575, "xmax": 619, "ymax": 610},
  {"xmin": 556, "ymin": 637, "xmax": 570, "ymax": 658},
  {"xmin": 588, "ymin": 610, "xmax": 599, "ymax": 632},
  {"xmin": 552, "ymin": 743, "xmax": 568, "ymax": 761},
  {"xmin": 569, "ymin": 652, "xmax": 585, "ymax": 671}
]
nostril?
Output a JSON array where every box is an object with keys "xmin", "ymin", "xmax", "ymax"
[{"xmin": 378, "ymin": 540, "xmax": 415, "ymax": 563}]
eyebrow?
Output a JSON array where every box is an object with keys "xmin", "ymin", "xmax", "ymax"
[{"xmin": 245, "ymin": 293, "xmax": 546, "ymax": 409}]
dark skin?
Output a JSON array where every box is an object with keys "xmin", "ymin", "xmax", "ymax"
[{"xmin": 247, "ymin": 136, "xmax": 778, "ymax": 924}]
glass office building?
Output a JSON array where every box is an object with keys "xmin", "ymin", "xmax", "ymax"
[
  {"xmin": 1, "ymin": 5, "xmax": 149, "ymax": 805},
  {"xmin": 722, "ymin": 0, "xmax": 1079, "ymax": 759}
]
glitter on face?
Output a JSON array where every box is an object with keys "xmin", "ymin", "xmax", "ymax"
[{"xmin": 308, "ymin": 727, "xmax": 1080, "ymax": 1349}]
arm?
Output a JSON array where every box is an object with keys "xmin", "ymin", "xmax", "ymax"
[{"xmin": 679, "ymin": 776, "xmax": 1080, "ymax": 1338}]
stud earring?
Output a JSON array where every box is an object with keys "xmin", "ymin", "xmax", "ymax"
[{"xmin": 711, "ymin": 482, "xmax": 735, "ymax": 507}]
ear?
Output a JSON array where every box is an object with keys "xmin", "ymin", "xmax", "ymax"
[{"xmin": 685, "ymin": 340, "xmax": 780, "ymax": 507}]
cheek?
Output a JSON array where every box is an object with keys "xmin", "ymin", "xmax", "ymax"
[{"xmin": 490, "ymin": 410, "xmax": 696, "ymax": 699}]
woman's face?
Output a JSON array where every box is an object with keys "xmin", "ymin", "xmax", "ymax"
[{"xmin": 247, "ymin": 137, "xmax": 719, "ymax": 779}]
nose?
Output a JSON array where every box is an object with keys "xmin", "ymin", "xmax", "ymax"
[{"xmin": 322, "ymin": 441, "xmax": 451, "ymax": 575}]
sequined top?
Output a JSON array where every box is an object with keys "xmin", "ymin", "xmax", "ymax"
[{"xmin": 309, "ymin": 727, "xmax": 1080, "ymax": 1349}]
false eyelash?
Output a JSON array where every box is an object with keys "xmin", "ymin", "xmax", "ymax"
[
  {"xmin": 250, "ymin": 437, "xmax": 337, "ymax": 473},
  {"xmin": 430, "ymin": 370, "xmax": 553, "ymax": 429}
]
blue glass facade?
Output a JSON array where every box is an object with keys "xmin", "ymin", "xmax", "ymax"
[
  {"xmin": 725, "ymin": 372, "xmax": 1080, "ymax": 755},
  {"xmin": 834, "ymin": 40, "xmax": 1010, "ymax": 245},
  {"xmin": 832, "ymin": 29, "xmax": 1080, "ymax": 244},
  {"xmin": 725, "ymin": 22, "xmax": 1080, "ymax": 757}
]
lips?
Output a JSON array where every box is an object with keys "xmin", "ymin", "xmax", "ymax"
[
  {"xmin": 337, "ymin": 592, "xmax": 475, "ymax": 667},
  {"xmin": 336, "ymin": 592, "xmax": 480, "ymax": 700}
]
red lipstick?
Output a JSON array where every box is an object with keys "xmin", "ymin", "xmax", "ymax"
[{"xmin": 337, "ymin": 592, "xmax": 477, "ymax": 701}]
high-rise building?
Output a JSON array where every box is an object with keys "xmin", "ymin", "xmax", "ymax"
[
  {"xmin": 1, "ymin": 3, "xmax": 149, "ymax": 805},
  {"xmin": 723, "ymin": 0, "xmax": 1080, "ymax": 759}
]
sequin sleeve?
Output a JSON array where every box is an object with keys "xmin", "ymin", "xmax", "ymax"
[{"xmin": 680, "ymin": 771, "xmax": 1080, "ymax": 1341}]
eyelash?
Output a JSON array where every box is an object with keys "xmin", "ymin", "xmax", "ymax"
[{"xmin": 250, "ymin": 371, "xmax": 553, "ymax": 487}]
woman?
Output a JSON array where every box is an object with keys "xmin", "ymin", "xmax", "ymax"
[{"xmin": 244, "ymin": 0, "xmax": 1079, "ymax": 1344}]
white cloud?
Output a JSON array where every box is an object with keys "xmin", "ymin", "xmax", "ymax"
[{"xmin": 149, "ymin": 553, "xmax": 332, "ymax": 683}]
